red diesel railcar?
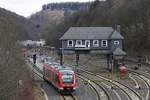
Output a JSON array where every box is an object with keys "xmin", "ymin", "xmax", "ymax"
[{"xmin": 43, "ymin": 63, "xmax": 77, "ymax": 92}]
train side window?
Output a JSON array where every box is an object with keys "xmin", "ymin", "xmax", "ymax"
[
  {"xmin": 46, "ymin": 70, "xmax": 51, "ymax": 78},
  {"xmin": 53, "ymin": 73, "xmax": 56, "ymax": 82},
  {"xmin": 56, "ymin": 75, "xmax": 59, "ymax": 83},
  {"xmin": 53, "ymin": 73, "xmax": 59, "ymax": 83}
]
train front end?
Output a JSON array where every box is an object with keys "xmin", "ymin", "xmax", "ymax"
[{"xmin": 59, "ymin": 70, "xmax": 77, "ymax": 91}]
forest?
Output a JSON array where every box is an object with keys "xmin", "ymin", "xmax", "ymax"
[
  {"xmin": 42, "ymin": 2, "xmax": 91, "ymax": 11},
  {"xmin": 45, "ymin": 0, "xmax": 150, "ymax": 56}
]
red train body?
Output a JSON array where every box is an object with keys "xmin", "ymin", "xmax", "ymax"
[{"xmin": 43, "ymin": 63, "xmax": 77, "ymax": 91}]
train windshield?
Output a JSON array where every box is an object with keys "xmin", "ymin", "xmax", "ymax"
[{"xmin": 61, "ymin": 71, "xmax": 74, "ymax": 84}]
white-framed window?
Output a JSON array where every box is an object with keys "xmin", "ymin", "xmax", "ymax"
[
  {"xmin": 101, "ymin": 40, "xmax": 108, "ymax": 47},
  {"xmin": 93, "ymin": 40, "xmax": 99, "ymax": 47},
  {"xmin": 76, "ymin": 40, "xmax": 82, "ymax": 45},
  {"xmin": 85, "ymin": 40, "xmax": 90, "ymax": 47},
  {"xmin": 114, "ymin": 41, "xmax": 119, "ymax": 45},
  {"xmin": 67, "ymin": 40, "xmax": 74, "ymax": 47}
]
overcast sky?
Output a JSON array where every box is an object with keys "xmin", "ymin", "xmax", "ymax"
[{"xmin": 0, "ymin": 0, "xmax": 95, "ymax": 17}]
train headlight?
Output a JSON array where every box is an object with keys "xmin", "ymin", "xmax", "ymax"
[{"xmin": 59, "ymin": 87, "xmax": 64, "ymax": 90}]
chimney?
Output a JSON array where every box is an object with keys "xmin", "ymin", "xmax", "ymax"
[{"xmin": 116, "ymin": 25, "xmax": 121, "ymax": 33}]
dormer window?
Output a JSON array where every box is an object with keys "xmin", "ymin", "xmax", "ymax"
[
  {"xmin": 76, "ymin": 40, "xmax": 82, "ymax": 45},
  {"xmin": 93, "ymin": 40, "xmax": 99, "ymax": 47},
  {"xmin": 101, "ymin": 40, "xmax": 107, "ymax": 47},
  {"xmin": 114, "ymin": 41, "xmax": 119, "ymax": 45},
  {"xmin": 67, "ymin": 40, "xmax": 73, "ymax": 47}
]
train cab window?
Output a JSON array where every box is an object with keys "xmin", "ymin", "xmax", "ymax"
[{"xmin": 61, "ymin": 71, "xmax": 74, "ymax": 84}]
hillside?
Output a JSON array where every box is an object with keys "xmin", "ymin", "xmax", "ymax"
[
  {"xmin": 29, "ymin": 9, "xmax": 65, "ymax": 38},
  {"xmin": 0, "ymin": 7, "xmax": 40, "ymax": 40},
  {"xmin": 42, "ymin": 2, "xmax": 91, "ymax": 16},
  {"xmin": 29, "ymin": 2, "xmax": 92, "ymax": 39},
  {"xmin": 0, "ymin": 7, "xmax": 33, "ymax": 100}
]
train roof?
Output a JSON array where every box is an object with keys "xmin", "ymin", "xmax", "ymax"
[
  {"xmin": 59, "ymin": 69, "xmax": 74, "ymax": 74},
  {"xmin": 42, "ymin": 56, "xmax": 74, "ymax": 73},
  {"xmin": 45, "ymin": 62, "xmax": 74, "ymax": 73}
]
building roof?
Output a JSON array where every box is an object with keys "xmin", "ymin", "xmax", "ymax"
[
  {"xmin": 113, "ymin": 47, "xmax": 126, "ymax": 56},
  {"xmin": 60, "ymin": 27, "xmax": 124, "ymax": 40},
  {"xmin": 109, "ymin": 30, "xmax": 124, "ymax": 39}
]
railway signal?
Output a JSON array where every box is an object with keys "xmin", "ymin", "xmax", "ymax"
[{"xmin": 33, "ymin": 54, "xmax": 37, "ymax": 66}]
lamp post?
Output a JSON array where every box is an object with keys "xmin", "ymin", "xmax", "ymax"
[{"xmin": 51, "ymin": 47, "xmax": 55, "ymax": 61}]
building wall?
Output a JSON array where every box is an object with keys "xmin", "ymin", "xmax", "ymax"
[
  {"xmin": 62, "ymin": 39, "xmax": 112, "ymax": 50},
  {"xmin": 110, "ymin": 39, "xmax": 123, "ymax": 51},
  {"xmin": 61, "ymin": 39, "xmax": 123, "ymax": 54}
]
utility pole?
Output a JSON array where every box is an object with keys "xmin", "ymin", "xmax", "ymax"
[
  {"xmin": 75, "ymin": 53, "xmax": 79, "ymax": 73},
  {"xmin": 60, "ymin": 48, "xmax": 63, "ymax": 65},
  {"xmin": 111, "ymin": 55, "xmax": 114, "ymax": 80}
]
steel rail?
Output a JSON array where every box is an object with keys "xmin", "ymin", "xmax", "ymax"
[
  {"xmin": 27, "ymin": 58, "xmax": 78, "ymax": 100},
  {"xmin": 79, "ymin": 70, "xmax": 132, "ymax": 100},
  {"xmin": 128, "ymin": 70, "xmax": 150, "ymax": 100},
  {"xmin": 79, "ymin": 68, "xmax": 143, "ymax": 100},
  {"xmin": 60, "ymin": 93, "xmax": 78, "ymax": 100},
  {"xmin": 78, "ymin": 74, "xmax": 113, "ymax": 100}
]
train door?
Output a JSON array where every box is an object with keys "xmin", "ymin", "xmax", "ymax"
[
  {"xmin": 49, "ymin": 68, "xmax": 53, "ymax": 81},
  {"xmin": 51, "ymin": 70, "xmax": 54, "ymax": 84},
  {"xmin": 53, "ymin": 72, "xmax": 60, "ymax": 88}
]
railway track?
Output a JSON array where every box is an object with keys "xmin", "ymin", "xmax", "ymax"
[
  {"xmin": 29, "ymin": 57, "xmax": 110, "ymax": 100},
  {"xmin": 61, "ymin": 94, "xmax": 78, "ymax": 100},
  {"xmin": 73, "ymin": 56, "xmax": 150, "ymax": 100},
  {"xmin": 78, "ymin": 69, "xmax": 143, "ymax": 100},
  {"xmin": 128, "ymin": 70, "xmax": 150, "ymax": 100},
  {"xmin": 78, "ymin": 68, "xmax": 143, "ymax": 100},
  {"xmin": 26, "ymin": 59, "xmax": 43, "ymax": 81},
  {"xmin": 64, "ymin": 62, "xmax": 144, "ymax": 100},
  {"xmin": 27, "ymin": 59, "xmax": 79, "ymax": 100},
  {"xmin": 78, "ymin": 75, "xmax": 111, "ymax": 100},
  {"xmin": 125, "ymin": 59, "xmax": 150, "ymax": 99},
  {"xmin": 80, "ymin": 74, "xmax": 129, "ymax": 100},
  {"xmin": 27, "ymin": 53, "xmax": 148, "ymax": 100}
]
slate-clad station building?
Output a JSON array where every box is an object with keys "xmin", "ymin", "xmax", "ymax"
[{"xmin": 60, "ymin": 27, "xmax": 125, "ymax": 55}]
